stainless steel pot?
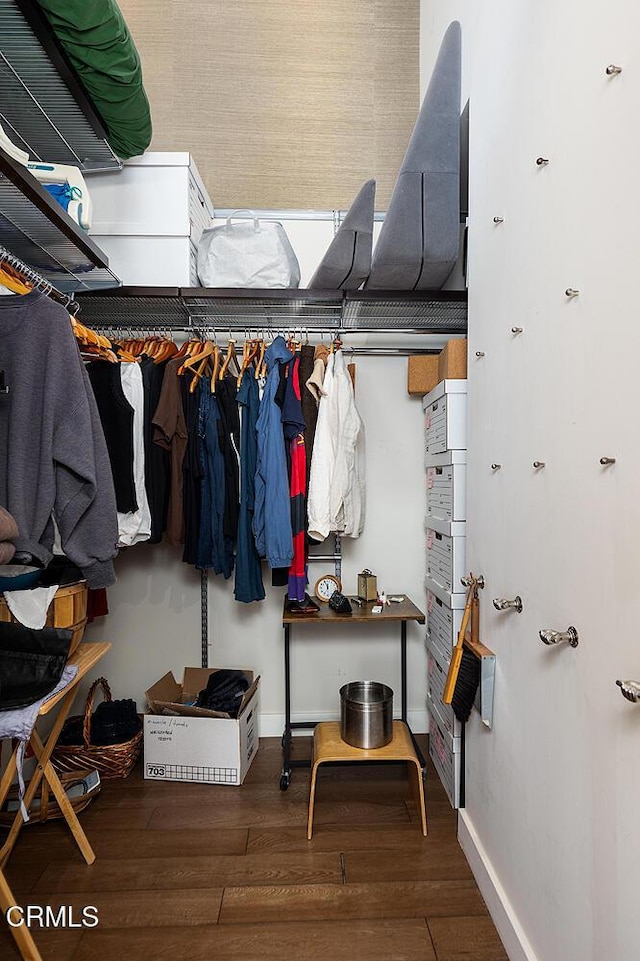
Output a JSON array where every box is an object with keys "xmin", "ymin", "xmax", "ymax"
[{"xmin": 339, "ymin": 680, "xmax": 393, "ymax": 749}]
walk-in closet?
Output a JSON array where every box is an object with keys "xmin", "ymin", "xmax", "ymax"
[{"xmin": 1, "ymin": 2, "xmax": 638, "ymax": 960}]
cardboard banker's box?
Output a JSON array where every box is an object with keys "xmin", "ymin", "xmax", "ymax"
[{"xmin": 144, "ymin": 667, "xmax": 259, "ymax": 785}]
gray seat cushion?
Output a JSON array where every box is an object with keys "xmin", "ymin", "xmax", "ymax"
[
  {"xmin": 309, "ymin": 179, "xmax": 375, "ymax": 289},
  {"xmin": 366, "ymin": 21, "xmax": 461, "ymax": 290}
]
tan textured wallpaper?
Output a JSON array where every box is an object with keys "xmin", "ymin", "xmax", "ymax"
[{"xmin": 119, "ymin": 0, "xmax": 419, "ymax": 209}]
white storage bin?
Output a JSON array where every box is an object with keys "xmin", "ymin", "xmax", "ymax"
[
  {"xmin": 89, "ymin": 152, "xmax": 213, "ymax": 286},
  {"xmin": 426, "ymin": 451, "xmax": 467, "ymax": 524},
  {"xmin": 427, "ymin": 692, "xmax": 462, "ymax": 808},
  {"xmin": 427, "ymin": 590, "xmax": 464, "ymax": 659},
  {"xmin": 426, "ymin": 634, "xmax": 462, "ymax": 737},
  {"xmin": 424, "ymin": 574, "xmax": 467, "ymax": 611},
  {"xmin": 426, "ymin": 527, "xmax": 466, "ymax": 594},
  {"xmin": 423, "ymin": 380, "xmax": 467, "ymax": 457},
  {"xmin": 92, "ymin": 236, "xmax": 200, "ymax": 286},
  {"xmin": 90, "ymin": 152, "xmax": 213, "ymax": 240}
]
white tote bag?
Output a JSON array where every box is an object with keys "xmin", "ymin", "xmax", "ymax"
[{"xmin": 197, "ymin": 210, "xmax": 301, "ymax": 288}]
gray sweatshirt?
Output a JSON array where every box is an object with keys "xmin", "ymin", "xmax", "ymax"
[{"xmin": 0, "ymin": 291, "xmax": 118, "ymax": 587}]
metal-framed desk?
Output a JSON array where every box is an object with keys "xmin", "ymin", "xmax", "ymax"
[
  {"xmin": 280, "ymin": 596, "xmax": 426, "ymax": 790},
  {"xmin": 0, "ymin": 641, "xmax": 111, "ymax": 961}
]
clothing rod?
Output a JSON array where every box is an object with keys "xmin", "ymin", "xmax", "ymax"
[
  {"xmin": 340, "ymin": 347, "xmax": 440, "ymax": 356},
  {"xmin": 88, "ymin": 326, "xmax": 440, "ymax": 355},
  {"xmin": 0, "ymin": 245, "xmax": 79, "ymax": 313}
]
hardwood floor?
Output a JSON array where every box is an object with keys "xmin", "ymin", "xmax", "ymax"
[{"xmin": 0, "ymin": 736, "xmax": 507, "ymax": 960}]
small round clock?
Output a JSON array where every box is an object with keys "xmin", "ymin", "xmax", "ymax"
[{"xmin": 314, "ymin": 573, "xmax": 342, "ymax": 602}]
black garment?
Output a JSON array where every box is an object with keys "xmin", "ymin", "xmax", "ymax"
[
  {"xmin": 88, "ymin": 360, "xmax": 137, "ymax": 513},
  {"xmin": 0, "ymin": 622, "xmax": 72, "ymax": 711},
  {"xmin": 299, "ymin": 344, "xmax": 317, "ymax": 492},
  {"xmin": 39, "ymin": 555, "xmax": 83, "ymax": 587},
  {"xmin": 216, "ymin": 375, "xmax": 241, "ymax": 544},
  {"xmin": 180, "ymin": 376, "xmax": 202, "ymax": 566},
  {"xmin": 234, "ymin": 374, "xmax": 265, "ymax": 603},
  {"xmin": 282, "ymin": 353, "xmax": 306, "ymax": 442},
  {"xmin": 58, "ymin": 695, "xmax": 140, "ymax": 746},
  {"xmin": 140, "ymin": 357, "xmax": 170, "ymax": 543},
  {"xmin": 196, "ymin": 669, "xmax": 251, "ymax": 718}
]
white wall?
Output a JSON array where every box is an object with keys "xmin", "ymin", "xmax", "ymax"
[{"xmin": 422, "ymin": 3, "xmax": 640, "ymax": 961}]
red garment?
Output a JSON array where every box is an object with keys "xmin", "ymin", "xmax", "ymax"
[
  {"xmin": 288, "ymin": 434, "xmax": 307, "ymax": 601},
  {"xmin": 287, "ymin": 357, "xmax": 308, "ymax": 602},
  {"xmin": 87, "ymin": 587, "xmax": 109, "ymax": 623}
]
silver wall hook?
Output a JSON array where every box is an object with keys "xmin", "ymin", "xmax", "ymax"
[
  {"xmin": 493, "ymin": 216, "xmax": 504, "ymax": 224},
  {"xmin": 491, "ymin": 463, "xmax": 502, "ymax": 471},
  {"xmin": 511, "ymin": 326, "xmax": 523, "ymax": 334},
  {"xmin": 493, "ymin": 596, "xmax": 523, "ymax": 613},
  {"xmin": 565, "ymin": 288, "xmax": 580, "ymax": 298},
  {"xmin": 461, "ymin": 574, "xmax": 485, "ymax": 590},
  {"xmin": 475, "ymin": 350, "xmax": 485, "ymax": 358},
  {"xmin": 539, "ymin": 627, "xmax": 579, "ymax": 648},
  {"xmin": 616, "ymin": 679, "xmax": 640, "ymax": 703},
  {"xmin": 606, "ymin": 64, "xmax": 623, "ymax": 76},
  {"xmin": 600, "ymin": 456, "xmax": 616, "ymax": 466},
  {"xmin": 536, "ymin": 157, "xmax": 550, "ymax": 166},
  {"xmin": 533, "ymin": 461, "xmax": 546, "ymax": 469}
]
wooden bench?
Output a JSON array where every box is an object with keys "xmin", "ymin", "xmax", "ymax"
[{"xmin": 307, "ymin": 720, "xmax": 428, "ymax": 840}]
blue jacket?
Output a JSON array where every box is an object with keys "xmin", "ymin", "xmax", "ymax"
[{"xmin": 253, "ymin": 337, "xmax": 294, "ymax": 568}]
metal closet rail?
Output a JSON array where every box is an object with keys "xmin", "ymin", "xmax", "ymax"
[{"xmin": 0, "ymin": 244, "xmax": 79, "ymax": 312}]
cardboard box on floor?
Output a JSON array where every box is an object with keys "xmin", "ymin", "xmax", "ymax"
[
  {"xmin": 144, "ymin": 667, "xmax": 259, "ymax": 785},
  {"xmin": 407, "ymin": 339, "xmax": 467, "ymax": 395}
]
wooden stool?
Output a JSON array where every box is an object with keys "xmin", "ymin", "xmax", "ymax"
[{"xmin": 307, "ymin": 720, "xmax": 427, "ymax": 839}]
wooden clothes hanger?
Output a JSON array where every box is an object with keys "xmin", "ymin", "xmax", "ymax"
[
  {"xmin": 179, "ymin": 339, "xmax": 214, "ymax": 375},
  {"xmin": 178, "ymin": 340, "xmax": 221, "ymax": 393},
  {"xmin": 0, "ymin": 266, "xmax": 31, "ymax": 295},
  {"xmin": 219, "ymin": 338, "xmax": 239, "ymax": 381},
  {"xmin": 237, "ymin": 339, "xmax": 261, "ymax": 388}
]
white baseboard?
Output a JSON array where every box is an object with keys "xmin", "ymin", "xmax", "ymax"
[
  {"xmin": 458, "ymin": 811, "xmax": 539, "ymax": 961},
  {"xmin": 259, "ymin": 709, "xmax": 429, "ymax": 739}
]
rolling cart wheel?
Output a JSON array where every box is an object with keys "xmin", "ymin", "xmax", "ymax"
[{"xmin": 279, "ymin": 771, "xmax": 290, "ymax": 791}]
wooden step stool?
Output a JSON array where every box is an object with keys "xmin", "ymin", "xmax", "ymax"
[{"xmin": 307, "ymin": 720, "xmax": 428, "ymax": 839}]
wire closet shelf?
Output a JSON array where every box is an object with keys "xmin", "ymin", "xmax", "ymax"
[
  {"xmin": 75, "ymin": 287, "xmax": 469, "ymax": 344},
  {"xmin": 0, "ymin": 0, "xmax": 121, "ymax": 171}
]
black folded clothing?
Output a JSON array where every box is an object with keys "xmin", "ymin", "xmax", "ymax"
[
  {"xmin": 91, "ymin": 699, "xmax": 140, "ymax": 745},
  {"xmin": 0, "ymin": 622, "xmax": 72, "ymax": 711},
  {"xmin": 39, "ymin": 556, "xmax": 84, "ymax": 588},
  {"xmin": 195, "ymin": 670, "xmax": 251, "ymax": 718},
  {"xmin": 58, "ymin": 698, "xmax": 140, "ymax": 746},
  {"xmin": 286, "ymin": 593, "xmax": 320, "ymax": 614}
]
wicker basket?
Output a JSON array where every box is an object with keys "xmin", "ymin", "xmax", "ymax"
[
  {"xmin": 0, "ymin": 769, "xmax": 101, "ymax": 827},
  {"xmin": 0, "ymin": 580, "xmax": 88, "ymax": 656},
  {"xmin": 52, "ymin": 677, "xmax": 143, "ymax": 780}
]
